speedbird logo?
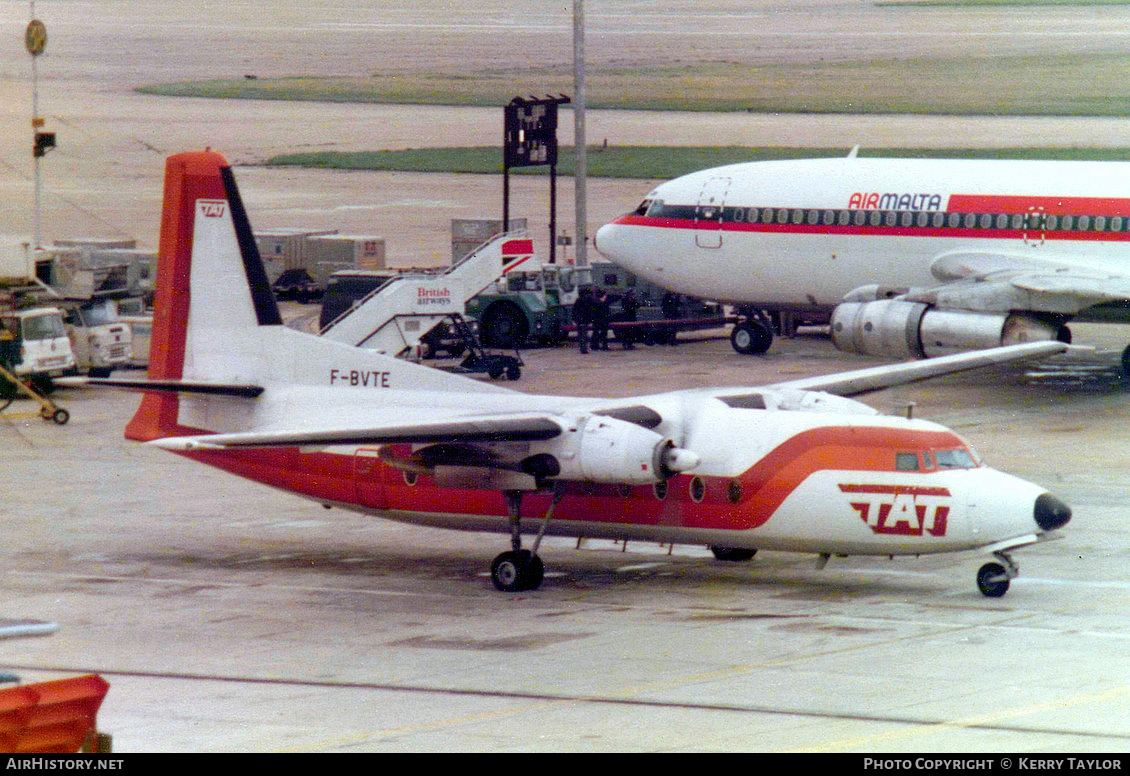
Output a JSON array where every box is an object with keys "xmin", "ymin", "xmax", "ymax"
[{"xmin": 839, "ymin": 484, "xmax": 951, "ymax": 537}]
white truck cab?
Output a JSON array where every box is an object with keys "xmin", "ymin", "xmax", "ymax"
[
  {"xmin": 61, "ymin": 300, "xmax": 132, "ymax": 377},
  {"xmin": 0, "ymin": 307, "xmax": 77, "ymax": 381}
]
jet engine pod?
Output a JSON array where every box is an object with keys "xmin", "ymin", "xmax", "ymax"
[
  {"xmin": 831, "ymin": 300, "xmax": 928, "ymax": 359},
  {"xmin": 526, "ymin": 415, "xmax": 698, "ymax": 485},
  {"xmin": 833, "ymin": 300, "xmax": 1067, "ymax": 359}
]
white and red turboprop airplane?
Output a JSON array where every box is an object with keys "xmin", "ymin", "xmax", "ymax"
[
  {"xmin": 71, "ymin": 151, "xmax": 1073, "ymax": 597},
  {"xmin": 595, "ymin": 152, "xmax": 1130, "ymax": 368}
]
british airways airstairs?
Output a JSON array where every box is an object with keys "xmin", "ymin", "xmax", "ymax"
[{"xmin": 319, "ymin": 233, "xmax": 536, "ymax": 357}]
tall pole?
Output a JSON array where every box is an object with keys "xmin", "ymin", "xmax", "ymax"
[
  {"xmin": 573, "ymin": 0, "xmax": 587, "ymax": 265},
  {"xmin": 30, "ymin": 0, "xmax": 42, "ymax": 249}
]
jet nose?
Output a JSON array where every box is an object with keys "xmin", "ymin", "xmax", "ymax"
[
  {"xmin": 594, "ymin": 223, "xmax": 613, "ymax": 257},
  {"xmin": 1034, "ymin": 493, "xmax": 1072, "ymax": 531}
]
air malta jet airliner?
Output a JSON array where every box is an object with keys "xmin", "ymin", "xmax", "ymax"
[
  {"xmin": 69, "ymin": 151, "xmax": 1072, "ymax": 597},
  {"xmin": 595, "ymin": 152, "xmax": 1130, "ymax": 368}
]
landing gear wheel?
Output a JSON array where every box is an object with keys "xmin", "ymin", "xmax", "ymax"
[
  {"xmin": 710, "ymin": 546, "xmax": 757, "ymax": 562},
  {"xmin": 505, "ymin": 364, "xmax": 521, "ymax": 381},
  {"xmin": 730, "ymin": 320, "xmax": 772, "ymax": 355},
  {"xmin": 977, "ymin": 562, "xmax": 1011, "ymax": 598},
  {"xmin": 50, "ymin": 408, "xmax": 69, "ymax": 425},
  {"xmin": 491, "ymin": 550, "xmax": 544, "ymax": 592}
]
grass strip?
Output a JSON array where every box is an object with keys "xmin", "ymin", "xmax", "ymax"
[{"xmin": 266, "ymin": 146, "xmax": 1130, "ymax": 180}]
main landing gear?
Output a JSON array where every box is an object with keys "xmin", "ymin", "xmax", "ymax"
[
  {"xmin": 490, "ymin": 487, "xmax": 565, "ymax": 592},
  {"xmin": 729, "ymin": 308, "xmax": 773, "ymax": 355},
  {"xmin": 976, "ymin": 550, "xmax": 1020, "ymax": 598}
]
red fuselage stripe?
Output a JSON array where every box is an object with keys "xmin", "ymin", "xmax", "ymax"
[{"xmin": 181, "ymin": 426, "xmax": 969, "ymax": 534}]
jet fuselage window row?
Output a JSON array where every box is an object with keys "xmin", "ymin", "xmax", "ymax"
[{"xmin": 641, "ymin": 202, "xmax": 1130, "ymax": 234}]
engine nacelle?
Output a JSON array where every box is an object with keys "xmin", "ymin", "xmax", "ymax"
[
  {"xmin": 832, "ymin": 300, "xmax": 1067, "ymax": 359},
  {"xmin": 523, "ymin": 415, "xmax": 699, "ymax": 485}
]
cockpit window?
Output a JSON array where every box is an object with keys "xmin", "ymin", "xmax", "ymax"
[
  {"xmin": 934, "ymin": 448, "xmax": 978, "ymax": 469},
  {"xmin": 895, "ymin": 452, "xmax": 920, "ymax": 471},
  {"xmin": 634, "ymin": 199, "xmax": 652, "ymax": 217}
]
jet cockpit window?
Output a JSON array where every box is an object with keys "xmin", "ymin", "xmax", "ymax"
[
  {"xmin": 934, "ymin": 448, "xmax": 978, "ymax": 469},
  {"xmin": 634, "ymin": 199, "xmax": 653, "ymax": 216}
]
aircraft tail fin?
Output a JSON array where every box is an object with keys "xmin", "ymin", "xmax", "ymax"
[
  {"xmin": 127, "ymin": 150, "xmax": 508, "ymax": 442},
  {"xmin": 130, "ymin": 150, "xmax": 272, "ymax": 440}
]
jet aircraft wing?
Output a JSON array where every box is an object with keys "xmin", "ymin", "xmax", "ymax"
[
  {"xmin": 756, "ymin": 340, "xmax": 1069, "ymax": 398},
  {"xmin": 921, "ymin": 251, "xmax": 1130, "ymax": 312}
]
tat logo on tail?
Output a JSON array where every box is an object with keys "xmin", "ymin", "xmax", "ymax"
[
  {"xmin": 198, "ymin": 200, "xmax": 227, "ymax": 218},
  {"xmin": 839, "ymin": 484, "xmax": 951, "ymax": 537}
]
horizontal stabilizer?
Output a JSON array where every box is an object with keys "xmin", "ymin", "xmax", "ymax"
[{"xmin": 57, "ymin": 376, "xmax": 264, "ymax": 398}]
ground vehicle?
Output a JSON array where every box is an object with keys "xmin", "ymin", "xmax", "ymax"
[
  {"xmin": 272, "ymin": 268, "xmax": 321, "ymax": 303},
  {"xmin": 60, "ymin": 300, "xmax": 132, "ymax": 377},
  {"xmin": 466, "ymin": 263, "xmax": 592, "ymax": 348},
  {"xmin": 0, "ymin": 307, "xmax": 76, "ymax": 389}
]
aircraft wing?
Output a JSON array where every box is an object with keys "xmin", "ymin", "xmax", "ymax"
[
  {"xmin": 918, "ymin": 251, "xmax": 1130, "ymax": 312},
  {"xmin": 760, "ymin": 341, "xmax": 1069, "ymax": 397},
  {"xmin": 149, "ymin": 413, "xmax": 567, "ymax": 450}
]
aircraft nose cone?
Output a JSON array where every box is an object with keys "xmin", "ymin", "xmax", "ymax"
[
  {"xmin": 1035, "ymin": 493, "xmax": 1072, "ymax": 531},
  {"xmin": 594, "ymin": 223, "xmax": 612, "ymax": 256}
]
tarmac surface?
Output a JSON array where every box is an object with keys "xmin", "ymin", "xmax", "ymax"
[
  {"xmin": 5, "ymin": 323, "xmax": 1130, "ymax": 752},
  {"xmin": 3, "ymin": 0, "xmax": 1130, "ymax": 754}
]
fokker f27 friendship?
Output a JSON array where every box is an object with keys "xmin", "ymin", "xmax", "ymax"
[
  {"xmin": 596, "ymin": 152, "xmax": 1130, "ymax": 368},
  {"xmin": 71, "ymin": 151, "xmax": 1072, "ymax": 597}
]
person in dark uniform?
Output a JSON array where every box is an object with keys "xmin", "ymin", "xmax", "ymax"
[
  {"xmin": 572, "ymin": 287, "xmax": 595, "ymax": 354},
  {"xmin": 618, "ymin": 289, "xmax": 639, "ymax": 349},
  {"xmin": 592, "ymin": 290, "xmax": 613, "ymax": 351}
]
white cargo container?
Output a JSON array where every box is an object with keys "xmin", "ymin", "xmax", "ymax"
[
  {"xmin": 305, "ymin": 234, "xmax": 386, "ymax": 288},
  {"xmin": 253, "ymin": 228, "xmax": 337, "ymax": 283}
]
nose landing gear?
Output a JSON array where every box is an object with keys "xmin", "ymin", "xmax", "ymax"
[{"xmin": 976, "ymin": 550, "xmax": 1019, "ymax": 598}]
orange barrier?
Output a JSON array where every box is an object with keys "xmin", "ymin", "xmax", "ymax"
[{"xmin": 0, "ymin": 675, "xmax": 110, "ymax": 753}]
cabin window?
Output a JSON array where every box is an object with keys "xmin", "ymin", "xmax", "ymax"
[
  {"xmin": 853, "ymin": 211, "xmax": 866, "ymax": 226},
  {"xmin": 823, "ymin": 210, "xmax": 836, "ymax": 225},
  {"xmin": 932, "ymin": 212, "xmax": 945, "ymax": 228},
  {"xmin": 776, "ymin": 209, "xmax": 790, "ymax": 225},
  {"xmin": 653, "ymin": 481, "xmax": 668, "ymax": 500},
  {"xmin": 868, "ymin": 211, "xmax": 882, "ymax": 227},
  {"xmin": 1010, "ymin": 214, "xmax": 1024, "ymax": 230},
  {"xmin": 916, "ymin": 212, "xmax": 929, "ymax": 228},
  {"xmin": 806, "ymin": 209, "xmax": 820, "ymax": 225},
  {"xmin": 1061, "ymin": 215, "xmax": 1075, "ymax": 231},
  {"xmin": 895, "ymin": 452, "xmax": 920, "ymax": 471},
  {"xmin": 884, "ymin": 211, "xmax": 897, "ymax": 227},
  {"xmin": 899, "ymin": 211, "xmax": 913, "ymax": 227},
  {"xmin": 995, "ymin": 214, "xmax": 1009, "ymax": 229},
  {"xmin": 761, "ymin": 208, "xmax": 775, "ymax": 224},
  {"xmin": 1112, "ymin": 217, "xmax": 1123, "ymax": 232},
  {"xmin": 838, "ymin": 210, "xmax": 851, "ymax": 226},
  {"xmin": 1045, "ymin": 215, "xmax": 1059, "ymax": 231},
  {"xmin": 1095, "ymin": 216, "xmax": 1107, "ymax": 231},
  {"xmin": 1077, "ymin": 216, "xmax": 1091, "ymax": 231},
  {"xmin": 791, "ymin": 209, "xmax": 805, "ymax": 225},
  {"xmin": 689, "ymin": 476, "xmax": 706, "ymax": 503},
  {"xmin": 947, "ymin": 212, "xmax": 960, "ymax": 228},
  {"xmin": 727, "ymin": 480, "xmax": 743, "ymax": 504}
]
